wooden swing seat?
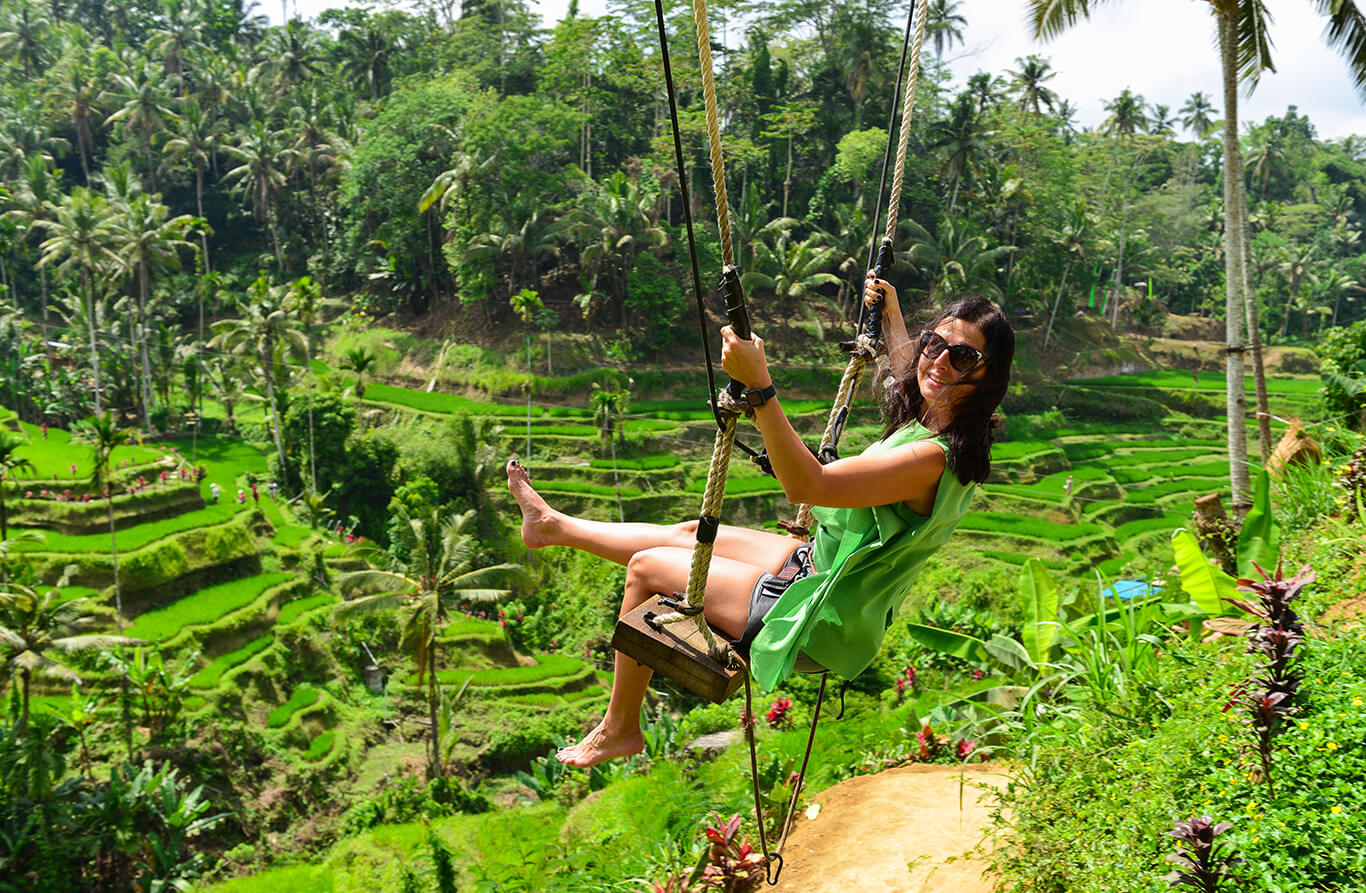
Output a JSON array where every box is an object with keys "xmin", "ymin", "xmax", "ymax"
[
  {"xmin": 613, "ymin": 595, "xmax": 745, "ymax": 704},
  {"xmin": 612, "ymin": 594, "xmax": 827, "ymax": 704}
]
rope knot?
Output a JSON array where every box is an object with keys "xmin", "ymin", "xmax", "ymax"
[{"xmin": 715, "ymin": 388, "xmax": 749, "ymax": 416}]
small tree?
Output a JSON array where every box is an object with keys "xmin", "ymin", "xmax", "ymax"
[
  {"xmin": 0, "ymin": 585, "xmax": 137, "ymax": 736},
  {"xmin": 0, "ymin": 429, "xmax": 35, "ymax": 547}
]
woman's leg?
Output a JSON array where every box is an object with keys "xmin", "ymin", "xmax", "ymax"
[
  {"xmin": 508, "ymin": 459, "xmax": 794, "ymax": 569},
  {"xmin": 555, "ymin": 544, "xmax": 763, "ymax": 768}
]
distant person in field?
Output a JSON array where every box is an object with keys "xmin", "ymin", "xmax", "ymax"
[
  {"xmin": 251, "ymin": 482, "xmax": 259, "ymax": 504},
  {"xmin": 210, "ymin": 482, "xmax": 220, "ymax": 504},
  {"xmin": 508, "ymin": 276, "xmax": 1015, "ymax": 768}
]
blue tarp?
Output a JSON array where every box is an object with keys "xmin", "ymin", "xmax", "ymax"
[{"xmin": 1103, "ymin": 579, "xmax": 1164, "ymax": 600}]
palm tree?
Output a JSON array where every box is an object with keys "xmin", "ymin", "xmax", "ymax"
[
  {"xmin": 0, "ymin": 586, "xmax": 135, "ymax": 736},
  {"xmin": 37, "ymin": 187, "xmax": 120, "ymax": 415},
  {"xmin": 48, "ymin": 40, "xmax": 103, "ymax": 184},
  {"xmin": 759, "ymin": 101, "xmax": 819, "ymax": 218},
  {"xmin": 560, "ymin": 172, "xmax": 667, "ymax": 318},
  {"xmin": 1246, "ymin": 130, "xmax": 1288, "ymax": 202},
  {"xmin": 0, "ymin": 428, "xmax": 34, "ymax": 548},
  {"xmin": 1149, "ymin": 104, "xmax": 1177, "ymax": 136},
  {"xmin": 816, "ymin": 200, "xmax": 875, "ymax": 317},
  {"xmin": 149, "ymin": 0, "xmax": 203, "ymax": 92},
  {"xmin": 900, "ymin": 216, "xmax": 1008, "ymax": 304},
  {"xmin": 1010, "ymin": 54, "xmax": 1058, "ymax": 116},
  {"xmin": 222, "ymin": 122, "xmax": 293, "ymax": 270},
  {"xmin": 75, "ymin": 411, "xmax": 136, "ymax": 753},
  {"xmin": 261, "ymin": 20, "xmax": 324, "ymax": 94},
  {"xmin": 509, "ymin": 288, "xmax": 542, "ymax": 460},
  {"xmin": 0, "ymin": 430, "xmax": 35, "ymax": 547},
  {"xmin": 0, "ymin": 1, "xmax": 51, "ymax": 79},
  {"xmin": 1276, "ymin": 243, "xmax": 1317, "ymax": 338},
  {"xmin": 1029, "ymin": 0, "xmax": 1366, "ymax": 510},
  {"xmin": 1044, "ymin": 202, "xmax": 1098, "ymax": 351},
  {"xmin": 340, "ymin": 346, "xmax": 376, "ymax": 400},
  {"xmin": 335, "ymin": 508, "xmax": 523, "ymax": 777},
  {"xmin": 1, "ymin": 155, "xmax": 61, "ymax": 346},
  {"xmin": 103, "ymin": 58, "xmax": 177, "ymax": 193},
  {"xmin": 929, "ymin": 93, "xmax": 989, "ymax": 214},
  {"xmin": 288, "ymin": 276, "xmax": 324, "ymax": 493},
  {"xmin": 1179, "ymin": 91, "xmax": 1217, "ymax": 139},
  {"xmin": 338, "ymin": 24, "xmax": 395, "ymax": 100},
  {"xmin": 161, "ymin": 98, "xmax": 223, "ymax": 275},
  {"xmin": 1099, "ymin": 89, "xmax": 1149, "ymax": 326},
  {"xmin": 211, "ymin": 275, "xmax": 306, "ymax": 481},
  {"xmin": 925, "ymin": 0, "xmax": 967, "ymax": 64},
  {"xmin": 109, "ymin": 192, "xmax": 196, "ymax": 433},
  {"xmin": 464, "ymin": 206, "xmax": 558, "ymax": 303},
  {"xmin": 741, "ymin": 224, "xmax": 842, "ymax": 324}
]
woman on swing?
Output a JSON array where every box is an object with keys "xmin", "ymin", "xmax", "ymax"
[{"xmin": 507, "ymin": 273, "xmax": 1015, "ymax": 768}]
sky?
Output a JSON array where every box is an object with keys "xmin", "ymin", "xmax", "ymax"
[{"xmin": 273, "ymin": 0, "xmax": 1366, "ymax": 139}]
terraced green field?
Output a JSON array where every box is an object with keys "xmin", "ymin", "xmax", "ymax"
[{"xmin": 124, "ymin": 573, "xmax": 294, "ymax": 642}]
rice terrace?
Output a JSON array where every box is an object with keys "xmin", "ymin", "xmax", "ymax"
[{"xmin": 1, "ymin": 0, "xmax": 1365, "ymax": 891}]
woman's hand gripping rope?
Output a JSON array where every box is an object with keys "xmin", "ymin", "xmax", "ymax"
[{"xmin": 720, "ymin": 325, "xmax": 773, "ymax": 392}]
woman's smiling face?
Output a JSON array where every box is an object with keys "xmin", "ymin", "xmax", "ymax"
[{"xmin": 916, "ymin": 317, "xmax": 989, "ymax": 412}]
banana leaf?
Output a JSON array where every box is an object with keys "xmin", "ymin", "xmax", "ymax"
[
  {"xmin": 1019, "ymin": 558, "xmax": 1060, "ymax": 665},
  {"xmin": 1236, "ymin": 468, "xmax": 1279, "ymax": 577},
  {"xmin": 905, "ymin": 622, "xmax": 986, "ymax": 662},
  {"xmin": 1171, "ymin": 528, "xmax": 1237, "ymax": 615}
]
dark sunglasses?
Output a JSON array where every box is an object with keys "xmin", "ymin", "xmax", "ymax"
[{"xmin": 918, "ymin": 329, "xmax": 986, "ymax": 373}]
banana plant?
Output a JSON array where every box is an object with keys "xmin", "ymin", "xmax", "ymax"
[{"xmin": 1170, "ymin": 467, "xmax": 1280, "ymax": 617}]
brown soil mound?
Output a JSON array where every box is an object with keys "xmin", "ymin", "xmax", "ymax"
[{"xmin": 774, "ymin": 763, "xmax": 1009, "ymax": 893}]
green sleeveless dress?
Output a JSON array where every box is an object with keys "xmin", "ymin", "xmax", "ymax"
[{"xmin": 749, "ymin": 421, "xmax": 976, "ymax": 690}]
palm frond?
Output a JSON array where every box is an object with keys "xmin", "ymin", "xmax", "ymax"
[
  {"xmin": 1313, "ymin": 0, "xmax": 1366, "ymax": 98},
  {"xmin": 332, "ymin": 592, "xmax": 405, "ymax": 619},
  {"xmin": 338, "ymin": 568, "xmax": 413, "ymax": 596}
]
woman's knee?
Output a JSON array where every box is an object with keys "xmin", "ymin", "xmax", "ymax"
[{"xmin": 624, "ymin": 548, "xmax": 672, "ymax": 605}]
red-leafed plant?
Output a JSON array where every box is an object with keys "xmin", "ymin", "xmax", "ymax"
[
  {"xmin": 698, "ymin": 812, "xmax": 765, "ymax": 891},
  {"xmin": 1222, "ymin": 560, "xmax": 1312, "ymax": 798},
  {"xmin": 765, "ymin": 697, "xmax": 794, "ymax": 729},
  {"xmin": 1164, "ymin": 816, "xmax": 1242, "ymax": 891}
]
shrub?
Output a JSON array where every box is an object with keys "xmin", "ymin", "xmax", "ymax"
[{"xmin": 1317, "ymin": 318, "xmax": 1366, "ymax": 427}]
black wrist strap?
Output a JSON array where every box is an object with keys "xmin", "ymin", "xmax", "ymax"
[{"xmin": 745, "ymin": 383, "xmax": 777, "ymax": 408}]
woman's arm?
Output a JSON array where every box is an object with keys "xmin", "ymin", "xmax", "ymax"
[
  {"xmin": 867, "ymin": 272, "xmax": 914, "ymax": 379},
  {"xmin": 720, "ymin": 326, "xmax": 945, "ymax": 511}
]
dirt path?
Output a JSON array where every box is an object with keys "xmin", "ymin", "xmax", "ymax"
[{"xmin": 773, "ymin": 763, "xmax": 1010, "ymax": 893}]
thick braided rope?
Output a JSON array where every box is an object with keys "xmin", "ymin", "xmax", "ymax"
[
  {"xmin": 692, "ymin": 0, "xmax": 734, "ymax": 267},
  {"xmin": 652, "ymin": 411, "xmax": 738, "ymax": 661},
  {"xmin": 640, "ymin": 0, "xmax": 740, "ymax": 664},
  {"xmin": 882, "ymin": 0, "xmax": 930, "ymax": 245}
]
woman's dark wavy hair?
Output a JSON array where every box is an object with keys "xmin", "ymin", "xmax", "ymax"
[{"xmin": 881, "ymin": 294, "xmax": 1015, "ymax": 485}]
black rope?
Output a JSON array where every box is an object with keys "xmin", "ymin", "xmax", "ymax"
[
  {"xmin": 856, "ymin": 0, "xmax": 919, "ymax": 335},
  {"xmin": 652, "ymin": 0, "xmax": 763, "ymax": 462}
]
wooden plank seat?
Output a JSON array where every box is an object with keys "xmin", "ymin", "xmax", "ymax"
[{"xmin": 612, "ymin": 594, "xmax": 827, "ymax": 704}]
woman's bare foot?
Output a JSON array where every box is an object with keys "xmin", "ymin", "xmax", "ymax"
[
  {"xmin": 506, "ymin": 459, "xmax": 560, "ymax": 549},
  {"xmin": 555, "ymin": 719, "xmax": 644, "ymax": 769}
]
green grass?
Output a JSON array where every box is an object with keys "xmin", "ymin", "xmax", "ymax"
[
  {"xmin": 537, "ymin": 479, "xmax": 645, "ymax": 498},
  {"xmin": 271, "ymin": 525, "xmax": 313, "ymax": 548},
  {"xmin": 190, "ymin": 635, "xmax": 274, "ymax": 689},
  {"xmin": 277, "ymin": 593, "xmax": 336, "ymax": 626},
  {"xmin": 10, "ymin": 421, "xmax": 159, "ymax": 478},
  {"xmin": 1110, "ymin": 460, "xmax": 1229, "ymax": 484},
  {"xmin": 684, "ymin": 476, "xmax": 785, "ymax": 495},
  {"xmin": 1112, "ymin": 515, "xmax": 1187, "ymax": 542},
  {"xmin": 12, "ymin": 502, "xmax": 245, "ymax": 553},
  {"xmin": 267, "ymin": 685, "xmax": 321, "ymax": 728},
  {"xmin": 303, "ymin": 730, "xmax": 335, "ymax": 761},
  {"xmin": 990, "ymin": 440, "xmax": 1061, "ymax": 460},
  {"xmin": 1121, "ymin": 476, "xmax": 1228, "ymax": 504},
  {"xmin": 588, "ymin": 455, "xmax": 681, "ymax": 470},
  {"xmin": 958, "ymin": 512, "xmax": 1107, "ymax": 542},
  {"xmin": 422, "ymin": 653, "xmax": 587, "ymax": 688},
  {"xmin": 124, "ymin": 573, "xmax": 293, "ymax": 642},
  {"xmin": 1072, "ymin": 369, "xmax": 1321, "ymax": 394},
  {"xmin": 364, "ymin": 383, "xmax": 530, "ymax": 416}
]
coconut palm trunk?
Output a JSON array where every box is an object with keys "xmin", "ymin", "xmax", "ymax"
[
  {"xmin": 138, "ymin": 268, "xmax": 155, "ymax": 432},
  {"xmin": 84, "ymin": 273, "xmax": 102, "ymax": 415},
  {"xmin": 262, "ymin": 342, "xmax": 289, "ymax": 481},
  {"xmin": 1237, "ymin": 178, "xmax": 1272, "ymax": 460},
  {"xmin": 1044, "ymin": 256, "xmax": 1074, "ymax": 351},
  {"xmin": 1220, "ymin": 14, "xmax": 1252, "ymax": 511}
]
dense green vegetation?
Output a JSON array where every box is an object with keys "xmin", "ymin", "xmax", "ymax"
[{"xmin": 1, "ymin": 0, "xmax": 1365, "ymax": 891}]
